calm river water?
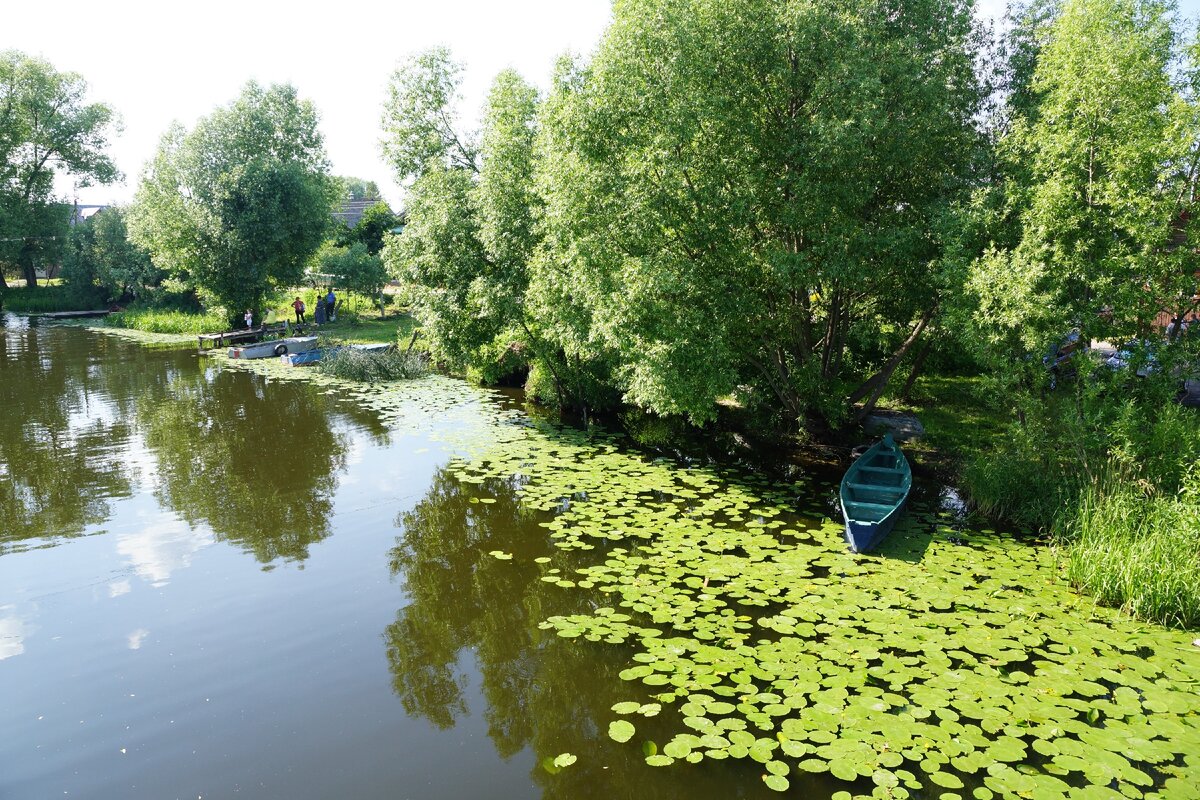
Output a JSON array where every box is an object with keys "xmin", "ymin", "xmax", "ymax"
[
  {"xmin": 3, "ymin": 318, "xmax": 1198, "ymax": 800},
  {"xmin": 0, "ymin": 319, "xmax": 788, "ymax": 799}
]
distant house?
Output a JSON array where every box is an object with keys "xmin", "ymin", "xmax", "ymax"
[{"xmin": 332, "ymin": 199, "xmax": 386, "ymax": 229}]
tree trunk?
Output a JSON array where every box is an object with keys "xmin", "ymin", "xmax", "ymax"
[
  {"xmin": 899, "ymin": 335, "xmax": 935, "ymax": 403},
  {"xmin": 848, "ymin": 311, "xmax": 934, "ymax": 421},
  {"xmin": 19, "ymin": 240, "xmax": 37, "ymax": 288}
]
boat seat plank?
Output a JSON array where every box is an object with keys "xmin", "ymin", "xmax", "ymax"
[
  {"xmin": 847, "ymin": 482, "xmax": 904, "ymax": 495},
  {"xmin": 846, "ymin": 499, "xmax": 895, "ymax": 510}
]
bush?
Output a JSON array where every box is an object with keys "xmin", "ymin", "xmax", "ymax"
[{"xmin": 316, "ymin": 346, "xmax": 427, "ymax": 382}]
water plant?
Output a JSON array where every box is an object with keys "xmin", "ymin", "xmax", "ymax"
[{"xmin": 316, "ymin": 346, "xmax": 427, "ymax": 382}]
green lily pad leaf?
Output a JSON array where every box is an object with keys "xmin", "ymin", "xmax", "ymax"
[
  {"xmin": 642, "ymin": 740, "xmax": 657, "ymax": 757},
  {"xmin": 534, "ymin": 557, "xmax": 552, "ymax": 564},
  {"xmin": 929, "ymin": 771, "xmax": 965, "ymax": 789},
  {"xmin": 552, "ymin": 753, "xmax": 576, "ymax": 768},
  {"xmin": 609, "ymin": 720, "xmax": 636, "ymax": 743},
  {"xmin": 612, "ymin": 702, "xmax": 641, "ymax": 715},
  {"xmin": 873, "ymin": 769, "xmax": 899, "ymax": 788},
  {"xmin": 488, "ymin": 550, "xmax": 512, "ymax": 560},
  {"xmin": 645, "ymin": 754, "xmax": 675, "ymax": 767},
  {"xmin": 763, "ymin": 774, "xmax": 790, "ymax": 792}
]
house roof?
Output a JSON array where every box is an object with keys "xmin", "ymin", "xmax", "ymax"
[{"xmin": 332, "ymin": 199, "xmax": 389, "ymax": 229}]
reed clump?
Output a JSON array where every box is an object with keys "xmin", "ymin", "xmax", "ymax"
[
  {"xmin": 317, "ymin": 346, "xmax": 427, "ymax": 382},
  {"xmin": 1064, "ymin": 468, "xmax": 1200, "ymax": 629}
]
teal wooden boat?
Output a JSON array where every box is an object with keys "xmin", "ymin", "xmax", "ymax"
[{"xmin": 839, "ymin": 433, "xmax": 912, "ymax": 553}]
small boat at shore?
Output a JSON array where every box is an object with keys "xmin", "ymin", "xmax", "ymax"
[
  {"xmin": 840, "ymin": 433, "xmax": 912, "ymax": 553},
  {"xmin": 280, "ymin": 342, "xmax": 390, "ymax": 366},
  {"xmin": 228, "ymin": 336, "xmax": 317, "ymax": 360}
]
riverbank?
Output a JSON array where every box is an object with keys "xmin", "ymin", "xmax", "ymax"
[
  {"xmin": 60, "ymin": 315, "xmax": 1200, "ymax": 630},
  {"xmin": 25, "ymin": 317, "xmax": 1199, "ymax": 798}
]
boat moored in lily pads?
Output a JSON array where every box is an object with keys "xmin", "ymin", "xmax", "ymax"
[{"xmin": 840, "ymin": 433, "xmax": 912, "ymax": 553}]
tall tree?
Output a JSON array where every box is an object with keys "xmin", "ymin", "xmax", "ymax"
[
  {"xmin": 380, "ymin": 47, "xmax": 477, "ymax": 181},
  {"xmin": 531, "ymin": 0, "xmax": 985, "ymax": 425},
  {"xmin": 0, "ymin": 51, "xmax": 118, "ymax": 291},
  {"xmin": 971, "ymin": 0, "xmax": 1198, "ymax": 352},
  {"xmin": 335, "ymin": 175, "xmax": 382, "ymax": 202},
  {"xmin": 128, "ymin": 82, "xmax": 336, "ymax": 323},
  {"xmin": 62, "ymin": 207, "xmax": 160, "ymax": 301}
]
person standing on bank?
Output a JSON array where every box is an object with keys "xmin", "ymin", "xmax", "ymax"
[
  {"xmin": 292, "ymin": 296, "xmax": 306, "ymax": 324},
  {"xmin": 325, "ymin": 288, "xmax": 337, "ymax": 322},
  {"xmin": 244, "ymin": 309, "xmax": 253, "ymax": 329}
]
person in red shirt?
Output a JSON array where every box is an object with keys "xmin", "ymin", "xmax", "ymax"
[{"xmin": 292, "ymin": 296, "xmax": 306, "ymax": 324}]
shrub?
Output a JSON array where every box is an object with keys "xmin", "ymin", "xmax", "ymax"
[{"xmin": 317, "ymin": 346, "xmax": 427, "ymax": 382}]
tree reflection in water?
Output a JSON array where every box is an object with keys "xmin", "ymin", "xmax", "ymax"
[
  {"xmin": 0, "ymin": 322, "xmax": 135, "ymax": 550},
  {"xmin": 386, "ymin": 465, "xmax": 779, "ymax": 800},
  {"xmin": 142, "ymin": 366, "xmax": 347, "ymax": 565}
]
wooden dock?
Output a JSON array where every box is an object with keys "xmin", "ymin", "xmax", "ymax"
[{"xmin": 198, "ymin": 323, "xmax": 289, "ymax": 351}]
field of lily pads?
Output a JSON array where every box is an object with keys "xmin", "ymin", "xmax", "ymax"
[{"xmin": 211, "ymin": 350, "xmax": 1200, "ymax": 799}]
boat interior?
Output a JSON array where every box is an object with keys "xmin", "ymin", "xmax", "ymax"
[{"xmin": 843, "ymin": 448, "xmax": 908, "ymax": 522}]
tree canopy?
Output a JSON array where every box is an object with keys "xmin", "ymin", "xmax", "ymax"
[
  {"xmin": 128, "ymin": 82, "xmax": 336, "ymax": 321},
  {"xmin": 0, "ymin": 50, "xmax": 119, "ymax": 290}
]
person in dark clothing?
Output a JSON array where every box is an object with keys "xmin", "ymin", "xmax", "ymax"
[
  {"xmin": 292, "ymin": 296, "xmax": 306, "ymax": 324},
  {"xmin": 325, "ymin": 289, "xmax": 337, "ymax": 321}
]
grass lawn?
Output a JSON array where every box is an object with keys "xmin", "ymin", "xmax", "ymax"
[{"xmin": 873, "ymin": 373, "xmax": 1011, "ymax": 465}]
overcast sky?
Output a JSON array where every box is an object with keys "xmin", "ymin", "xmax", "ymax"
[{"xmin": 5, "ymin": 0, "xmax": 1193, "ymax": 211}]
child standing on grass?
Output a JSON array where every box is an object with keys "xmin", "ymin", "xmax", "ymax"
[{"xmin": 244, "ymin": 309, "xmax": 253, "ymax": 329}]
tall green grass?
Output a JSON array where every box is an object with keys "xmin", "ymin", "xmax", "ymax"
[
  {"xmin": 317, "ymin": 346, "xmax": 427, "ymax": 382},
  {"xmin": 105, "ymin": 308, "xmax": 228, "ymax": 335},
  {"xmin": 1, "ymin": 284, "xmax": 105, "ymax": 313},
  {"xmin": 1064, "ymin": 470, "xmax": 1200, "ymax": 628}
]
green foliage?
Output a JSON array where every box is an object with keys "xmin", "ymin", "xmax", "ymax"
[
  {"xmin": 349, "ymin": 201, "xmax": 400, "ymax": 256},
  {"xmin": 61, "ymin": 207, "xmax": 160, "ymax": 301},
  {"xmin": 0, "ymin": 282, "xmax": 104, "ymax": 313},
  {"xmin": 316, "ymin": 346, "xmax": 427, "ymax": 382},
  {"xmin": 381, "ymin": 48, "xmax": 477, "ymax": 179},
  {"xmin": 335, "ymin": 175, "xmax": 382, "ymax": 202},
  {"xmin": 0, "ymin": 50, "xmax": 118, "ymax": 288},
  {"xmin": 105, "ymin": 308, "xmax": 228, "ymax": 334},
  {"xmin": 1066, "ymin": 464, "xmax": 1200, "ymax": 628},
  {"xmin": 971, "ymin": 0, "xmax": 1197, "ymax": 352},
  {"xmin": 530, "ymin": 0, "xmax": 986, "ymax": 424},
  {"xmin": 311, "ymin": 240, "xmax": 388, "ymax": 303},
  {"xmin": 128, "ymin": 82, "xmax": 336, "ymax": 324}
]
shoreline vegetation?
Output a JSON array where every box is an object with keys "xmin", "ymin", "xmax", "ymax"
[
  {"xmin": 66, "ymin": 310, "xmax": 1200, "ymax": 631},
  {"xmin": 3, "ymin": 0, "xmax": 1197, "ymax": 636}
]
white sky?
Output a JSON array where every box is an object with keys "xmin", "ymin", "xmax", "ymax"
[
  {"xmin": 14, "ymin": 0, "xmax": 1189, "ymax": 211},
  {"xmin": 5, "ymin": 0, "xmax": 614, "ymax": 208}
]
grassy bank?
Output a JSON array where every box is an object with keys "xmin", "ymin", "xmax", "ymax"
[
  {"xmin": 875, "ymin": 368, "xmax": 1200, "ymax": 628},
  {"xmin": 105, "ymin": 308, "xmax": 229, "ymax": 334}
]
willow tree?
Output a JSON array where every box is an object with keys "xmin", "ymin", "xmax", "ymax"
[
  {"xmin": 971, "ymin": 0, "xmax": 1200, "ymax": 353},
  {"xmin": 531, "ymin": 0, "xmax": 985, "ymax": 425},
  {"xmin": 129, "ymin": 82, "xmax": 336, "ymax": 323},
  {"xmin": 382, "ymin": 57, "xmax": 585, "ymax": 394}
]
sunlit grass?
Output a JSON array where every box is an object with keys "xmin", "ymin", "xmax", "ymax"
[
  {"xmin": 105, "ymin": 308, "xmax": 228, "ymax": 335},
  {"xmin": 1065, "ymin": 474, "xmax": 1200, "ymax": 629}
]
